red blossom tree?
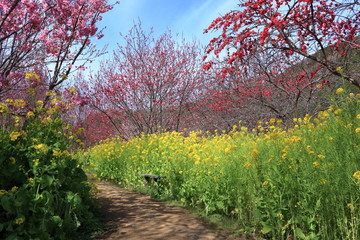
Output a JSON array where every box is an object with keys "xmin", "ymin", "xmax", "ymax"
[
  {"xmin": 202, "ymin": 49, "xmax": 333, "ymax": 125},
  {"xmin": 80, "ymin": 110, "xmax": 118, "ymax": 146},
  {"xmin": 203, "ymin": 0, "xmax": 360, "ymax": 124},
  {"xmin": 205, "ymin": 0, "xmax": 360, "ymax": 88}
]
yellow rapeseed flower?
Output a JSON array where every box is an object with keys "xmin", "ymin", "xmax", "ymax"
[
  {"xmin": 52, "ymin": 148, "xmax": 62, "ymax": 157},
  {"xmin": 269, "ymin": 118, "xmax": 276, "ymax": 125},
  {"xmin": 43, "ymin": 116, "xmax": 52, "ymax": 123},
  {"xmin": 289, "ymin": 135, "xmax": 302, "ymax": 143},
  {"xmin": 25, "ymin": 72, "xmax": 40, "ymax": 81},
  {"xmin": 46, "ymin": 90, "xmax": 55, "ymax": 97},
  {"xmin": 318, "ymin": 111, "xmax": 329, "ymax": 119},
  {"xmin": 353, "ymin": 171, "xmax": 360, "ymax": 180},
  {"xmin": 33, "ymin": 143, "xmax": 48, "ymax": 152},
  {"xmin": 33, "ymin": 159, "xmax": 39, "ymax": 166},
  {"xmin": 224, "ymin": 146, "xmax": 233, "ymax": 154},
  {"xmin": 317, "ymin": 154, "xmax": 326, "ymax": 159},
  {"xmin": 36, "ymin": 100, "xmax": 44, "ymax": 107},
  {"xmin": 303, "ymin": 114, "xmax": 311, "ymax": 124},
  {"xmin": 61, "ymin": 74, "xmax": 68, "ymax": 80},
  {"xmin": 9, "ymin": 157, "xmax": 16, "ymax": 164},
  {"xmin": 336, "ymin": 66, "xmax": 343, "ymax": 72},
  {"xmin": 313, "ymin": 161, "xmax": 321, "ymax": 168},
  {"xmin": 319, "ymin": 179, "xmax": 327, "ymax": 185},
  {"xmin": 356, "ymin": 128, "xmax": 360, "ymax": 134},
  {"xmin": 251, "ymin": 149, "xmax": 259, "ymax": 159},
  {"xmin": 243, "ymin": 162, "xmax": 251, "ymax": 168},
  {"xmin": 0, "ymin": 189, "xmax": 7, "ymax": 196},
  {"xmin": 14, "ymin": 99, "xmax": 25, "ymax": 108},
  {"xmin": 334, "ymin": 109, "xmax": 343, "ymax": 115},
  {"xmin": 347, "ymin": 203, "xmax": 355, "ymax": 211},
  {"xmin": 0, "ymin": 102, "xmax": 8, "ymax": 113},
  {"xmin": 11, "ymin": 186, "xmax": 18, "ymax": 192},
  {"xmin": 336, "ymin": 88, "xmax": 344, "ymax": 94},
  {"xmin": 13, "ymin": 116, "xmax": 21, "ymax": 123},
  {"xmin": 51, "ymin": 97, "xmax": 61, "ymax": 105},
  {"xmin": 10, "ymin": 131, "xmax": 21, "ymax": 141},
  {"xmin": 47, "ymin": 107, "xmax": 58, "ymax": 115},
  {"xmin": 68, "ymin": 86, "xmax": 76, "ymax": 93},
  {"xmin": 240, "ymin": 126, "xmax": 248, "ymax": 132},
  {"xmin": 15, "ymin": 218, "xmax": 24, "ymax": 225},
  {"xmin": 26, "ymin": 111, "xmax": 35, "ymax": 118}
]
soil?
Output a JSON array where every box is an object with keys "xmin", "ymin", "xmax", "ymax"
[{"xmin": 92, "ymin": 180, "xmax": 248, "ymax": 240}]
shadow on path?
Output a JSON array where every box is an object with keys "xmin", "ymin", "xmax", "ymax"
[{"xmin": 93, "ymin": 181, "xmax": 242, "ymax": 240}]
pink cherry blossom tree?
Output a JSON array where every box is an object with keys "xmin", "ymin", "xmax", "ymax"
[
  {"xmin": 0, "ymin": 0, "xmax": 116, "ymax": 104},
  {"xmin": 84, "ymin": 23, "xmax": 208, "ymax": 139}
]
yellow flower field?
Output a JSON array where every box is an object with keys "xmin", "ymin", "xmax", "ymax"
[{"xmin": 83, "ymin": 93, "xmax": 360, "ymax": 239}]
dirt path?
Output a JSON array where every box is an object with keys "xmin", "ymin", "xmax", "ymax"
[{"xmin": 92, "ymin": 180, "xmax": 245, "ymax": 240}]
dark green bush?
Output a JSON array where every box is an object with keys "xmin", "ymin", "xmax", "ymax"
[{"xmin": 0, "ymin": 106, "xmax": 95, "ymax": 240}]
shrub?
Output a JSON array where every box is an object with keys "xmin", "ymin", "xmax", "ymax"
[{"xmin": 0, "ymin": 99, "xmax": 94, "ymax": 239}]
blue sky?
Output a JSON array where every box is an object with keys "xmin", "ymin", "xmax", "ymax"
[{"xmin": 94, "ymin": 0, "xmax": 239, "ymax": 54}]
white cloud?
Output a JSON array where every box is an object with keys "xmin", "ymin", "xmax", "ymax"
[{"xmin": 174, "ymin": 0, "xmax": 238, "ymax": 45}]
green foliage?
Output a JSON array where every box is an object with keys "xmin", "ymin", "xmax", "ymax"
[
  {"xmin": 83, "ymin": 91, "xmax": 360, "ymax": 240},
  {"xmin": 0, "ymin": 107, "xmax": 95, "ymax": 239}
]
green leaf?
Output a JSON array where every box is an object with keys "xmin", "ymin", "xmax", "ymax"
[
  {"xmin": 40, "ymin": 175, "xmax": 56, "ymax": 188},
  {"xmin": 66, "ymin": 191, "xmax": 81, "ymax": 206},
  {"xmin": 14, "ymin": 200, "xmax": 22, "ymax": 207},
  {"xmin": 51, "ymin": 215, "xmax": 63, "ymax": 227},
  {"xmin": 295, "ymin": 227, "xmax": 306, "ymax": 239},
  {"xmin": 261, "ymin": 222, "xmax": 272, "ymax": 234},
  {"xmin": 1, "ymin": 196, "xmax": 12, "ymax": 212},
  {"xmin": 309, "ymin": 232, "xmax": 317, "ymax": 239},
  {"xmin": 254, "ymin": 209, "xmax": 264, "ymax": 218},
  {"xmin": 216, "ymin": 201, "xmax": 225, "ymax": 210},
  {"xmin": 5, "ymin": 233, "xmax": 22, "ymax": 240}
]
